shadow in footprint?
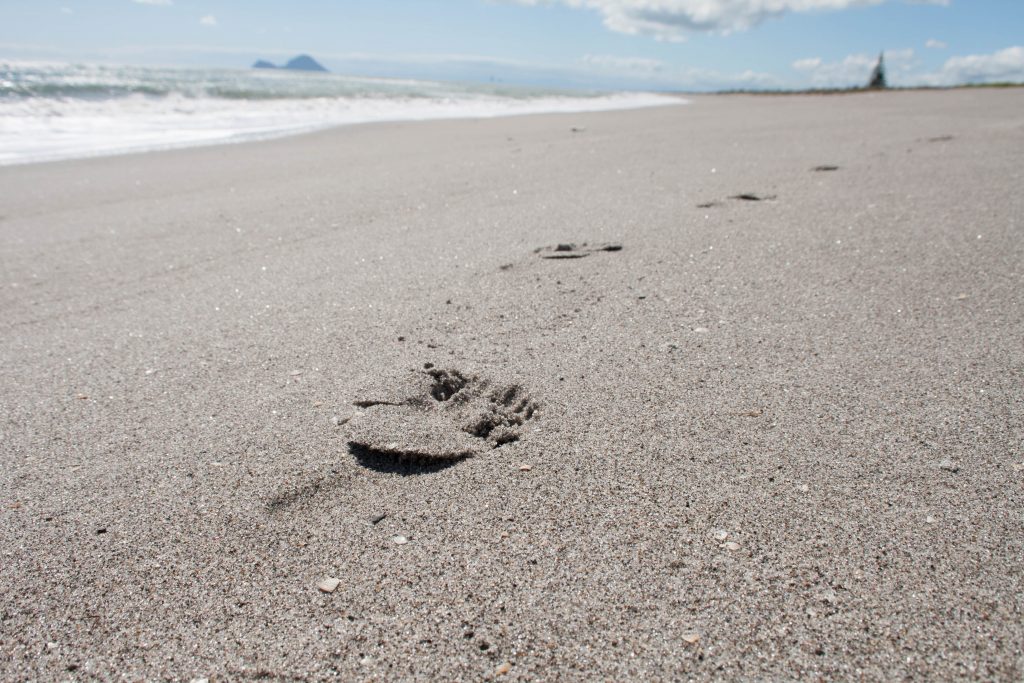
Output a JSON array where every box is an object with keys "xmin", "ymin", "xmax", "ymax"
[{"xmin": 348, "ymin": 442, "xmax": 461, "ymax": 476}]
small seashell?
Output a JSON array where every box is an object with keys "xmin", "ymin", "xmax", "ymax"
[{"xmin": 318, "ymin": 577, "xmax": 341, "ymax": 593}]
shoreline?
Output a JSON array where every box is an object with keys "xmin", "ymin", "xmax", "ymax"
[
  {"xmin": 0, "ymin": 90, "xmax": 684, "ymax": 168},
  {"xmin": 9, "ymin": 81, "xmax": 1022, "ymax": 168}
]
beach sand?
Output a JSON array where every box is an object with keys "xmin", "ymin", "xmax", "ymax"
[{"xmin": 1, "ymin": 89, "xmax": 1022, "ymax": 680}]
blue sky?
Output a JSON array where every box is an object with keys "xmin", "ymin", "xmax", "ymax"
[{"xmin": 2, "ymin": 0, "xmax": 1023, "ymax": 90}]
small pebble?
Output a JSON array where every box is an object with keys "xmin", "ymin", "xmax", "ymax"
[
  {"xmin": 799, "ymin": 484, "xmax": 810, "ymax": 493},
  {"xmin": 289, "ymin": 370, "xmax": 303, "ymax": 376},
  {"xmin": 693, "ymin": 327, "xmax": 709, "ymax": 334},
  {"xmin": 370, "ymin": 513, "xmax": 387, "ymax": 525},
  {"xmin": 724, "ymin": 541, "xmax": 741, "ymax": 551},
  {"xmin": 318, "ymin": 577, "xmax": 341, "ymax": 593},
  {"xmin": 925, "ymin": 515, "xmax": 936, "ymax": 524},
  {"xmin": 392, "ymin": 535, "xmax": 409, "ymax": 545},
  {"xmin": 713, "ymin": 529, "xmax": 729, "ymax": 541},
  {"xmin": 938, "ymin": 459, "xmax": 960, "ymax": 473},
  {"xmin": 494, "ymin": 662, "xmax": 512, "ymax": 675},
  {"xmin": 682, "ymin": 632, "xmax": 701, "ymax": 644},
  {"xmin": 519, "ymin": 464, "xmax": 533, "ymax": 472}
]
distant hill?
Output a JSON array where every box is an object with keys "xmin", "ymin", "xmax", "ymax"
[
  {"xmin": 284, "ymin": 55, "xmax": 327, "ymax": 72},
  {"xmin": 251, "ymin": 55, "xmax": 328, "ymax": 72}
]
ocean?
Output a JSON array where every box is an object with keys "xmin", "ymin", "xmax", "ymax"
[{"xmin": 0, "ymin": 61, "xmax": 682, "ymax": 166}]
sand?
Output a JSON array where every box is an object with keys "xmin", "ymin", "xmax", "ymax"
[{"xmin": 1, "ymin": 89, "xmax": 1022, "ymax": 680}]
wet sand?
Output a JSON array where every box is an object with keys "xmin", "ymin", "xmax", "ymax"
[{"xmin": 1, "ymin": 89, "xmax": 1022, "ymax": 680}]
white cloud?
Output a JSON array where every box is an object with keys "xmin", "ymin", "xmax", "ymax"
[
  {"xmin": 795, "ymin": 53, "xmax": 876, "ymax": 85},
  {"xmin": 792, "ymin": 48, "xmax": 916, "ymax": 87},
  {"xmin": 577, "ymin": 52, "xmax": 777, "ymax": 87},
  {"xmin": 928, "ymin": 46, "xmax": 1024, "ymax": 85},
  {"xmin": 199, "ymin": 14, "xmax": 218, "ymax": 27},
  {"xmin": 792, "ymin": 57, "xmax": 822, "ymax": 70},
  {"xmin": 512, "ymin": 1, "xmax": 947, "ymax": 40},
  {"xmin": 582, "ymin": 54, "xmax": 665, "ymax": 72},
  {"xmin": 793, "ymin": 46, "xmax": 1024, "ymax": 88},
  {"xmin": 925, "ymin": 38, "xmax": 947, "ymax": 49},
  {"xmin": 132, "ymin": 0, "xmax": 173, "ymax": 5}
]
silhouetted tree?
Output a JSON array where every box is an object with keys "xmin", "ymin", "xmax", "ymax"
[{"xmin": 867, "ymin": 52, "xmax": 887, "ymax": 89}]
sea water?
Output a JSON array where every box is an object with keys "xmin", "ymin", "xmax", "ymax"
[{"xmin": 0, "ymin": 61, "xmax": 682, "ymax": 165}]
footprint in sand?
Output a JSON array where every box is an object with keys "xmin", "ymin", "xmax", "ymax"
[
  {"xmin": 535, "ymin": 242, "xmax": 622, "ymax": 259},
  {"xmin": 729, "ymin": 192, "xmax": 777, "ymax": 202},
  {"xmin": 345, "ymin": 366, "xmax": 539, "ymax": 469},
  {"xmin": 697, "ymin": 193, "xmax": 777, "ymax": 207}
]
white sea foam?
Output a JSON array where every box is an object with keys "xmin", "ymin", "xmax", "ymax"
[{"xmin": 0, "ymin": 62, "xmax": 683, "ymax": 165}]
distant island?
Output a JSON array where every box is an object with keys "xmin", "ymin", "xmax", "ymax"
[{"xmin": 252, "ymin": 55, "xmax": 328, "ymax": 72}]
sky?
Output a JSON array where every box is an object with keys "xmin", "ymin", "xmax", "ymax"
[{"xmin": 1, "ymin": 0, "xmax": 1023, "ymax": 91}]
